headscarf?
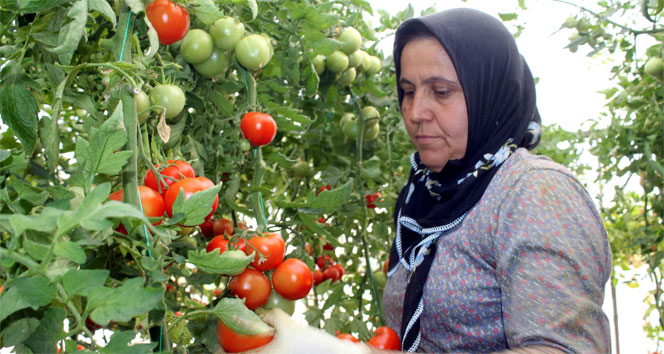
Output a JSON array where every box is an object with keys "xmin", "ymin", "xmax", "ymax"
[{"xmin": 387, "ymin": 8, "xmax": 542, "ymax": 351}]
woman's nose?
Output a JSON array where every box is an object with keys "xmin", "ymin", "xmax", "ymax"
[{"xmin": 408, "ymin": 92, "xmax": 432, "ymax": 123}]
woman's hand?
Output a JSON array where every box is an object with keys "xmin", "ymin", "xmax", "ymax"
[{"xmin": 241, "ymin": 308, "xmax": 372, "ymax": 354}]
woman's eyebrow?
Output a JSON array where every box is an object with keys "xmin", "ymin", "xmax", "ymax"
[{"xmin": 398, "ymin": 76, "xmax": 461, "ymax": 89}]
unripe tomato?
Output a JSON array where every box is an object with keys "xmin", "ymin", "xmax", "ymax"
[
  {"xmin": 336, "ymin": 67, "xmax": 356, "ymax": 86},
  {"xmin": 291, "ymin": 159, "xmax": 312, "ymax": 178},
  {"xmin": 145, "ymin": 0, "xmax": 190, "ymax": 45},
  {"xmin": 209, "ymin": 17, "xmax": 245, "ymax": 50},
  {"xmin": 180, "ymin": 29, "xmax": 214, "ymax": 64},
  {"xmin": 213, "ymin": 217, "xmax": 234, "ymax": 236},
  {"xmin": 235, "ymin": 34, "xmax": 272, "ymax": 71},
  {"xmin": 272, "ymin": 258, "xmax": 313, "ymax": 300},
  {"xmin": 262, "ymin": 291, "xmax": 296, "ymax": 316},
  {"xmin": 361, "ymin": 105, "xmax": 380, "ymax": 122},
  {"xmin": 645, "ymin": 57, "xmax": 664, "ymax": 79},
  {"xmin": 193, "ymin": 47, "xmax": 230, "ymax": 78},
  {"xmin": 355, "ymin": 50, "xmax": 368, "ymax": 72},
  {"xmin": 367, "ymin": 326, "xmax": 400, "ymax": 350},
  {"xmin": 338, "ymin": 27, "xmax": 362, "ymax": 54},
  {"xmin": 144, "ymin": 159, "xmax": 196, "ymax": 196},
  {"xmin": 240, "ymin": 112, "xmax": 277, "ymax": 146},
  {"xmin": 164, "ymin": 177, "xmax": 219, "ymax": 225},
  {"xmin": 246, "ymin": 233, "xmax": 285, "ymax": 271},
  {"xmin": 312, "ymin": 54, "xmax": 326, "ymax": 75},
  {"xmin": 326, "ymin": 50, "xmax": 349, "ymax": 73},
  {"xmin": 228, "ymin": 268, "xmax": 271, "ymax": 309},
  {"xmin": 365, "ymin": 55, "xmax": 382, "ymax": 76},
  {"xmin": 134, "ymin": 90, "xmax": 151, "ymax": 124},
  {"xmin": 216, "ymin": 320, "xmax": 274, "ymax": 353},
  {"xmin": 347, "ymin": 50, "xmax": 364, "ymax": 68},
  {"xmin": 150, "ymin": 84, "xmax": 186, "ymax": 120},
  {"xmin": 364, "ymin": 122, "xmax": 380, "ymax": 141}
]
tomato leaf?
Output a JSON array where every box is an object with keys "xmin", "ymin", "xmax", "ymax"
[
  {"xmin": 16, "ymin": 0, "xmax": 69, "ymax": 13},
  {"xmin": 49, "ymin": 0, "xmax": 88, "ymax": 65},
  {"xmin": 171, "ymin": 182, "xmax": 222, "ymax": 226},
  {"xmin": 187, "ymin": 249, "xmax": 253, "ymax": 275},
  {"xmin": 191, "ymin": 0, "xmax": 224, "ymax": 25},
  {"xmin": 88, "ymin": 277, "xmax": 163, "ymax": 326},
  {"xmin": 62, "ymin": 269, "xmax": 109, "ymax": 297},
  {"xmin": 98, "ymin": 331, "xmax": 157, "ymax": 354},
  {"xmin": 1, "ymin": 317, "xmax": 41, "ymax": 347},
  {"xmin": 9, "ymin": 208, "xmax": 59, "ymax": 236},
  {"xmin": 24, "ymin": 307, "xmax": 66, "ymax": 354},
  {"xmin": 0, "ymin": 83, "xmax": 39, "ymax": 155},
  {"xmin": 213, "ymin": 298, "xmax": 273, "ymax": 336},
  {"xmin": 306, "ymin": 179, "xmax": 353, "ymax": 214},
  {"xmin": 88, "ymin": 0, "xmax": 117, "ymax": 27},
  {"xmin": 246, "ymin": 0, "xmax": 258, "ymax": 20},
  {"xmin": 53, "ymin": 241, "xmax": 86, "ymax": 264},
  {"xmin": 0, "ymin": 276, "xmax": 57, "ymax": 323}
]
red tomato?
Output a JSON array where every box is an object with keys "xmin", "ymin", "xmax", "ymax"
[
  {"xmin": 246, "ymin": 233, "xmax": 285, "ymax": 271},
  {"xmin": 206, "ymin": 235, "xmax": 246, "ymax": 254},
  {"xmin": 109, "ymin": 185, "xmax": 165, "ymax": 234},
  {"xmin": 322, "ymin": 266, "xmax": 341, "ymax": 282},
  {"xmin": 329, "ymin": 263, "xmax": 345, "ymax": 278},
  {"xmin": 144, "ymin": 160, "xmax": 196, "ymax": 196},
  {"xmin": 237, "ymin": 221, "xmax": 249, "ymax": 230},
  {"xmin": 240, "ymin": 112, "xmax": 277, "ymax": 146},
  {"xmin": 313, "ymin": 269, "xmax": 323, "ymax": 285},
  {"xmin": 317, "ymin": 217, "xmax": 327, "ymax": 224},
  {"xmin": 322, "ymin": 242, "xmax": 334, "ymax": 251},
  {"xmin": 199, "ymin": 219, "xmax": 215, "ymax": 238},
  {"xmin": 164, "ymin": 177, "xmax": 219, "ymax": 225},
  {"xmin": 145, "ymin": 0, "xmax": 190, "ymax": 45},
  {"xmin": 365, "ymin": 193, "xmax": 378, "ymax": 204},
  {"xmin": 316, "ymin": 184, "xmax": 331, "ymax": 196},
  {"xmin": 228, "ymin": 268, "xmax": 271, "ymax": 309},
  {"xmin": 216, "ymin": 320, "xmax": 274, "ymax": 353},
  {"xmin": 367, "ymin": 326, "xmax": 400, "ymax": 350},
  {"xmin": 272, "ymin": 258, "xmax": 313, "ymax": 300},
  {"xmin": 367, "ymin": 203, "xmax": 376, "ymax": 209},
  {"xmin": 316, "ymin": 255, "xmax": 334, "ymax": 270},
  {"xmin": 213, "ymin": 217, "xmax": 234, "ymax": 236},
  {"xmin": 213, "ymin": 289, "xmax": 222, "ymax": 297},
  {"xmin": 336, "ymin": 333, "xmax": 360, "ymax": 343}
]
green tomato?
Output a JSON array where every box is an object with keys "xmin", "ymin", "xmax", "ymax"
[
  {"xmin": 364, "ymin": 121, "xmax": 380, "ymax": 141},
  {"xmin": 240, "ymin": 139, "xmax": 251, "ymax": 152},
  {"xmin": 354, "ymin": 50, "xmax": 368, "ymax": 72},
  {"xmin": 365, "ymin": 55, "xmax": 381, "ymax": 76},
  {"xmin": 260, "ymin": 33, "xmax": 274, "ymax": 62},
  {"xmin": 347, "ymin": 50, "xmax": 364, "ymax": 68},
  {"xmin": 361, "ymin": 106, "xmax": 380, "ymax": 121},
  {"xmin": 194, "ymin": 47, "xmax": 230, "ymax": 78},
  {"xmin": 326, "ymin": 50, "xmax": 349, "ymax": 73},
  {"xmin": 134, "ymin": 90, "xmax": 151, "ymax": 124},
  {"xmin": 235, "ymin": 34, "xmax": 272, "ymax": 71},
  {"xmin": 576, "ymin": 18, "xmax": 591, "ymax": 32},
  {"xmin": 373, "ymin": 271, "xmax": 386, "ymax": 288},
  {"xmin": 338, "ymin": 27, "xmax": 361, "ymax": 54},
  {"xmin": 312, "ymin": 54, "xmax": 326, "ymax": 75},
  {"xmin": 291, "ymin": 160, "xmax": 312, "ymax": 178},
  {"xmin": 150, "ymin": 84, "xmax": 186, "ymax": 120},
  {"xmin": 342, "ymin": 118, "xmax": 358, "ymax": 139},
  {"xmin": 336, "ymin": 67, "xmax": 356, "ymax": 86},
  {"xmin": 262, "ymin": 291, "xmax": 296, "ymax": 316},
  {"xmin": 339, "ymin": 112, "xmax": 355, "ymax": 129},
  {"xmin": 209, "ymin": 17, "xmax": 245, "ymax": 50},
  {"xmin": 180, "ymin": 29, "xmax": 214, "ymax": 64},
  {"xmin": 645, "ymin": 57, "xmax": 664, "ymax": 79}
]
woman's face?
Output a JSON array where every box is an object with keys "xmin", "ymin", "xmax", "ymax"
[{"xmin": 399, "ymin": 37, "xmax": 468, "ymax": 173}]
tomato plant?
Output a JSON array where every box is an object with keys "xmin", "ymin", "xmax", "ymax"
[
  {"xmin": 241, "ymin": 112, "xmax": 277, "ymax": 146},
  {"xmin": 367, "ymin": 326, "xmax": 401, "ymax": 350},
  {"xmin": 246, "ymin": 233, "xmax": 285, "ymax": 271},
  {"xmin": 228, "ymin": 268, "xmax": 271, "ymax": 309},
  {"xmin": 216, "ymin": 320, "xmax": 274, "ymax": 353},
  {"xmin": 145, "ymin": 0, "xmax": 190, "ymax": 45},
  {"xmin": 272, "ymin": 258, "xmax": 313, "ymax": 300}
]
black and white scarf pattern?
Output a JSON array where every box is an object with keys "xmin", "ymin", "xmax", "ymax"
[{"xmin": 387, "ymin": 8, "xmax": 542, "ymax": 352}]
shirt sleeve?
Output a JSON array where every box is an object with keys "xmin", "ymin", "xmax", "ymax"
[{"xmin": 493, "ymin": 166, "xmax": 612, "ymax": 353}]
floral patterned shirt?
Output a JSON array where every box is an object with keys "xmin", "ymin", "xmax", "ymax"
[{"xmin": 383, "ymin": 148, "xmax": 612, "ymax": 353}]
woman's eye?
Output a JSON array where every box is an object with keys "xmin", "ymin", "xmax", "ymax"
[
  {"xmin": 434, "ymin": 90, "xmax": 449, "ymax": 97},
  {"xmin": 403, "ymin": 90, "xmax": 415, "ymax": 97}
]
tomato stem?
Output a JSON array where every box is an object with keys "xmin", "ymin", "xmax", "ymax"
[{"xmin": 251, "ymin": 147, "xmax": 267, "ymax": 232}]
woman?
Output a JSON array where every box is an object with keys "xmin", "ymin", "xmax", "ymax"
[{"xmin": 246, "ymin": 8, "xmax": 612, "ymax": 354}]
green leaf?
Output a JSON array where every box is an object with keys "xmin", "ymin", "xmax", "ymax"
[
  {"xmin": 25, "ymin": 307, "xmax": 66, "ymax": 354},
  {"xmin": 212, "ymin": 298, "xmax": 273, "ymax": 336},
  {"xmin": 0, "ymin": 276, "xmax": 57, "ymax": 322},
  {"xmin": 49, "ymin": 0, "xmax": 88, "ymax": 65},
  {"xmin": 191, "ymin": 0, "xmax": 223, "ymax": 25},
  {"xmin": 142, "ymin": 12, "xmax": 160, "ymax": 57},
  {"xmin": 209, "ymin": 90, "xmax": 234, "ymax": 117},
  {"xmin": 171, "ymin": 183, "xmax": 222, "ymax": 226},
  {"xmin": 9, "ymin": 207, "xmax": 60, "ymax": 235},
  {"xmin": 246, "ymin": 0, "xmax": 258, "ymax": 20},
  {"xmin": 1, "ymin": 317, "xmax": 41, "ymax": 347},
  {"xmin": 39, "ymin": 115, "xmax": 60, "ymax": 172},
  {"xmin": 168, "ymin": 314, "xmax": 194, "ymax": 346},
  {"xmin": 62, "ymin": 269, "xmax": 109, "ymax": 297},
  {"xmin": 305, "ymin": 179, "xmax": 353, "ymax": 214},
  {"xmin": 88, "ymin": 277, "xmax": 163, "ymax": 326},
  {"xmin": 53, "ymin": 241, "xmax": 86, "ymax": 264},
  {"xmin": 187, "ymin": 249, "xmax": 253, "ymax": 275},
  {"xmin": 99, "ymin": 331, "xmax": 157, "ymax": 354},
  {"xmin": 498, "ymin": 12, "xmax": 518, "ymax": 21},
  {"xmin": 88, "ymin": 0, "xmax": 116, "ymax": 27},
  {"xmin": 19, "ymin": 0, "xmax": 70, "ymax": 13},
  {"xmin": 0, "ymin": 84, "xmax": 39, "ymax": 154}
]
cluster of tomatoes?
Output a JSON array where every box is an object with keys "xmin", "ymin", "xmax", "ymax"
[
  {"xmin": 339, "ymin": 106, "xmax": 381, "ymax": 142},
  {"xmin": 109, "ymin": 159, "xmax": 219, "ymax": 233},
  {"xmin": 204, "ymin": 223, "xmax": 313, "ymax": 352},
  {"xmin": 313, "ymin": 254, "xmax": 345, "ymax": 285}
]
